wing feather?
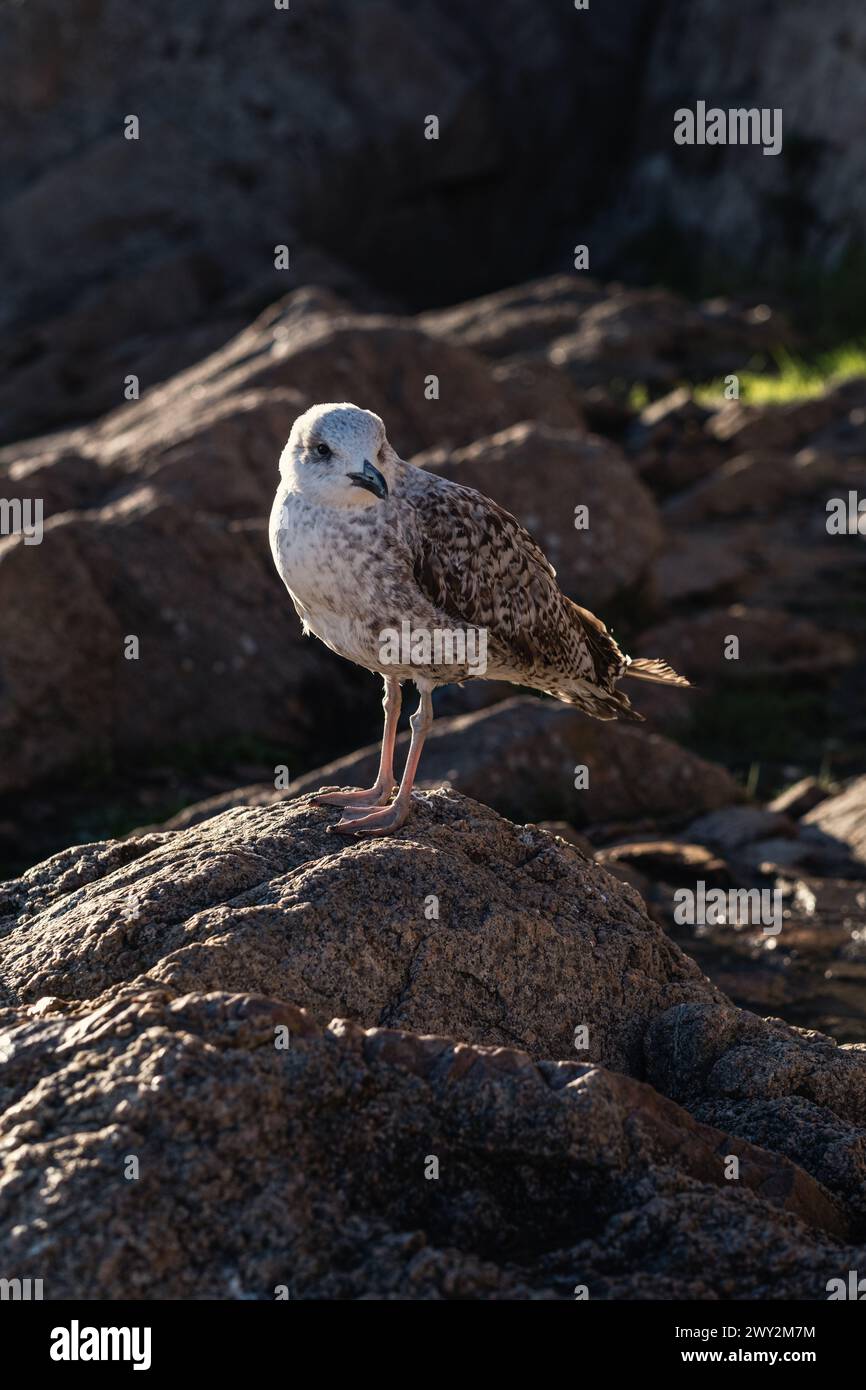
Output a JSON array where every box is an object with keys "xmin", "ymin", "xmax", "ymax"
[{"xmin": 404, "ymin": 471, "xmax": 626, "ymax": 689}]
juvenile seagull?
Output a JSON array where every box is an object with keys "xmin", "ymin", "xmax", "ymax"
[{"xmin": 270, "ymin": 402, "xmax": 689, "ymax": 835}]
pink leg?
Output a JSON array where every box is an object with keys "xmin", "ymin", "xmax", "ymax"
[
  {"xmin": 314, "ymin": 676, "xmax": 401, "ymax": 809},
  {"xmin": 330, "ymin": 686, "xmax": 433, "ymax": 835}
]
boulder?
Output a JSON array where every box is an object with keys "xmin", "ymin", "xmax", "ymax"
[
  {"xmin": 2, "ymin": 790, "xmax": 866, "ymax": 1299},
  {"xmin": 0, "ymin": 992, "xmax": 855, "ymax": 1300},
  {"xmin": 803, "ymin": 777, "xmax": 866, "ymax": 867},
  {"xmin": 0, "ymin": 791, "xmax": 725, "ymax": 1077}
]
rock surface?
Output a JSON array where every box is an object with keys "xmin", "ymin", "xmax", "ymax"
[
  {"xmin": 2, "ymin": 790, "xmax": 866, "ymax": 1299},
  {"xmin": 804, "ymin": 777, "xmax": 866, "ymax": 867}
]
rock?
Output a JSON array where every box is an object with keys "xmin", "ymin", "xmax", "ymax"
[
  {"xmin": 92, "ymin": 295, "xmax": 586, "ymax": 463},
  {"xmin": 596, "ymin": 841, "xmax": 731, "ymax": 889},
  {"xmin": 627, "ymin": 387, "xmax": 727, "ymax": 494},
  {"xmin": 650, "ymin": 526, "xmax": 754, "ymax": 606},
  {"xmin": 0, "ymin": 790, "xmax": 726, "ymax": 1077},
  {"xmin": 636, "ymin": 606, "xmax": 857, "ymax": 684},
  {"xmin": 645, "ymin": 1002, "xmax": 866, "ymax": 1223},
  {"xmin": 0, "ymin": 991, "xmax": 856, "ymax": 1299},
  {"xmin": 663, "ymin": 450, "xmax": 839, "ymax": 524},
  {"xmin": 706, "ymin": 398, "xmax": 841, "ymax": 453},
  {"xmin": 415, "ymin": 422, "xmax": 662, "ymax": 608},
  {"xmin": 283, "ymin": 698, "xmax": 740, "ymax": 829},
  {"xmin": 545, "ymin": 289, "xmax": 787, "ymax": 396},
  {"xmin": 3, "ymin": 790, "xmax": 866, "ymax": 1298},
  {"xmin": 770, "ymin": 777, "xmax": 833, "ymax": 820},
  {"xmin": 803, "ymin": 777, "xmax": 866, "ymax": 867},
  {"xmin": 419, "ymin": 275, "xmax": 607, "ymax": 358},
  {"xmin": 684, "ymin": 807, "xmax": 797, "ymax": 856}
]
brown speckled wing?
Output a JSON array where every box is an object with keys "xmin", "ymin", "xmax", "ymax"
[{"xmin": 405, "ymin": 472, "xmax": 626, "ymax": 690}]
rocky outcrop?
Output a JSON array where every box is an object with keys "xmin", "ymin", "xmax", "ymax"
[
  {"xmin": 0, "ymin": 792, "xmax": 724, "ymax": 1075},
  {"xmin": 0, "ymin": 992, "xmax": 857, "ymax": 1300},
  {"xmin": 2, "ymin": 790, "xmax": 866, "ymax": 1298}
]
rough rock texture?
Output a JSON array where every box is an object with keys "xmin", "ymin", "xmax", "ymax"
[
  {"xmin": 0, "ymin": 992, "xmax": 858, "ymax": 1300},
  {"xmin": 646, "ymin": 1003, "xmax": 866, "ymax": 1224},
  {"xmin": 4, "ymin": 790, "xmax": 866, "ymax": 1299},
  {"xmin": 0, "ymin": 792, "xmax": 726, "ymax": 1076}
]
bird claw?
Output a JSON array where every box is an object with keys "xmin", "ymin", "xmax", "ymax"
[
  {"xmin": 313, "ymin": 784, "xmax": 393, "ymax": 809},
  {"xmin": 327, "ymin": 800, "xmax": 411, "ymax": 836}
]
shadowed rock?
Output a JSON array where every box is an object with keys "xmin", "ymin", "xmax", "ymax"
[
  {"xmin": 3, "ymin": 789, "xmax": 866, "ymax": 1298},
  {"xmin": 0, "ymin": 991, "xmax": 857, "ymax": 1300}
]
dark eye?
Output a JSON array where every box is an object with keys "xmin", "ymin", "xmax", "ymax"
[{"xmin": 315, "ymin": 442, "xmax": 331, "ymax": 459}]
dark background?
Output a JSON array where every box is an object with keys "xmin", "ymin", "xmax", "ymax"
[{"xmin": 2, "ymin": 0, "xmax": 864, "ymax": 443}]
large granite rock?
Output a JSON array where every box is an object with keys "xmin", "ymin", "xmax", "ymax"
[{"xmin": 2, "ymin": 790, "xmax": 865, "ymax": 1299}]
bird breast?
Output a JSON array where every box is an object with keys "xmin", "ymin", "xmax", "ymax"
[{"xmin": 268, "ymin": 483, "xmax": 395, "ymax": 666}]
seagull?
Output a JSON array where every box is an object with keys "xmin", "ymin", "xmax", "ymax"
[{"xmin": 269, "ymin": 402, "xmax": 689, "ymax": 836}]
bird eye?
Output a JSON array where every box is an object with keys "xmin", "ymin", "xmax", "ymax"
[{"xmin": 315, "ymin": 442, "xmax": 331, "ymax": 459}]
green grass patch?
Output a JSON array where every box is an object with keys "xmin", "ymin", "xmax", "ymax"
[{"xmin": 694, "ymin": 342, "xmax": 866, "ymax": 407}]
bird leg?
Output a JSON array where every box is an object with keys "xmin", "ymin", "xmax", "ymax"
[
  {"xmin": 313, "ymin": 675, "xmax": 401, "ymax": 808},
  {"xmin": 329, "ymin": 686, "xmax": 433, "ymax": 835}
]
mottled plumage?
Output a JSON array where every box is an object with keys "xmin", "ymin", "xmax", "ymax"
[{"xmin": 270, "ymin": 402, "xmax": 689, "ymax": 834}]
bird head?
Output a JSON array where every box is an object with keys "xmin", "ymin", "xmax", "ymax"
[{"xmin": 279, "ymin": 402, "xmax": 392, "ymax": 508}]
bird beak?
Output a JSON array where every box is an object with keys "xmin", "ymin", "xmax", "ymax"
[{"xmin": 347, "ymin": 458, "xmax": 388, "ymax": 499}]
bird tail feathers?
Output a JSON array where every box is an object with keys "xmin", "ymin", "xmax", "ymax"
[{"xmin": 624, "ymin": 657, "xmax": 690, "ymax": 688}]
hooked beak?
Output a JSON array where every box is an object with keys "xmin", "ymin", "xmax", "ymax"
[{"xmin": 347, "ymin": 458, "xmax": 388, "ymax": 500}]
